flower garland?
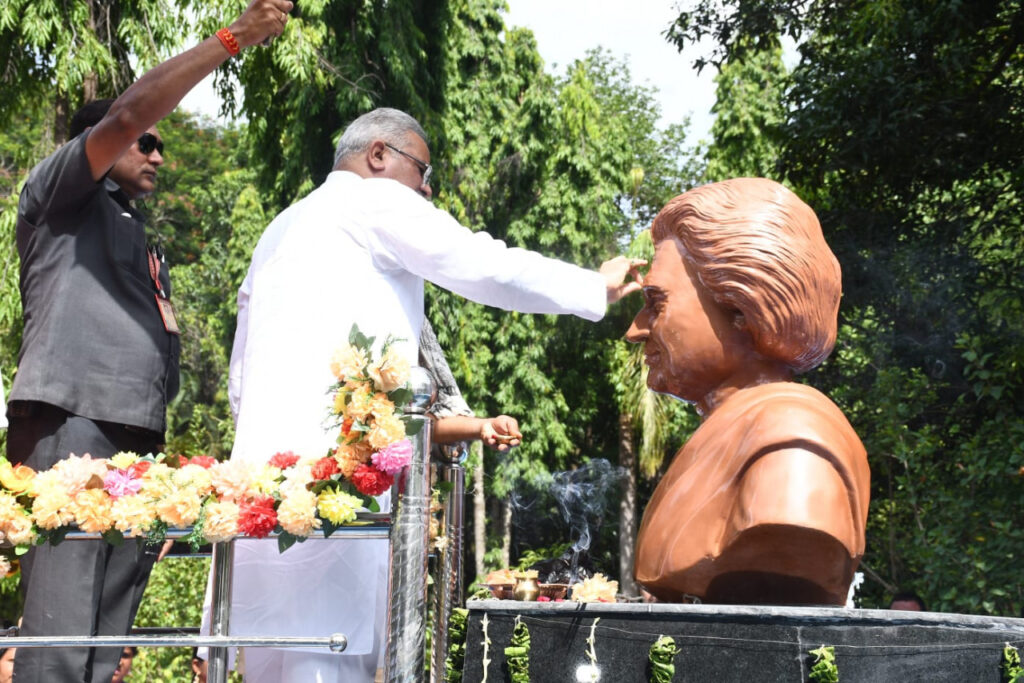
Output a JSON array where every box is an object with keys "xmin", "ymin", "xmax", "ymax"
[{"xmin": 0, "ymin": 324, "xmax": 418, "ymax": 556}]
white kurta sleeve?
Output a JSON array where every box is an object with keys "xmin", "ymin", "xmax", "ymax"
[
  {"xmin": 228, "ymin": 270, "xmax": 252, "ymax": 422},
  {"xmin": 360, "ymin": 179, "xmax": 608, "ymax": 322}
]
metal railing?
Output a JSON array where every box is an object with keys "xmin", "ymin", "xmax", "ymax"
[{"xmin": 1, "ymin": 367, "xmax": 468, "ymax": 683}]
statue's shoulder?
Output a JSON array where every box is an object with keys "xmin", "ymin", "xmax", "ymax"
[{"xmin": 725, "ymin": 382, "xmax": 862, "ymax": 455}]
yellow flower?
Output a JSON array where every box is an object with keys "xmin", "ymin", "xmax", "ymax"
[
  {"xmin": 330, "ymin": 344, "xmax": 369, "ymax": 381},
  {"xmin": 31, "ymin": 491, "xmax": 74, "ymax": 530},
  {"xmin": 332, "ymin": 390, "xmax": 347, "ymax": 416},
  {"xmin": 156, "ymin": 489, "xmax": 202, "ymax": 528},
  {"xmin": 111, "ymin": 495, "xmax": 156, "ymax": 537},
  {"xmin": 71, "ymin": 489, "xmax": 114, "ymax": 534},
  {"xmin": 0, "ymin": 493, "xmax": 23, "ymax": 525},
  {"xmin": 29, "ymin": 470, "xmax": 65, "ymax": 498},
  {"xmin": 0, "ymin": 461, "xmax": 35, "ymax": 494},
  {"xmin": 202, "ymin": 500, "xmax": 240, "ymax": 543},
  {"xmin": 369, "ymin": 346, "xmax": 410, "ymax": 393},
  {"xmin": 250, "ymin": 464, "xmax": 282, "ymax": 496},
  {"xmin": 173, "ymin": 465, "xmax": 214, "ymax": 496},
  {"xmin": 109, "ymin": 452, "xmax": 140, "ymax": 470},
  {"xmin": 317, "ymin": 489, "xmax": 362, "ymax": 525},
  {"xmin": 570, "ymin": 572, "xmax": 619, "ymax": 603},
  {"xmin": 345, "ymin": 383, "xmax": 374, "ymax": 421},
  {"xmin": 278, "ymin": 489, "xmax": 321, "ymax": 536},
  {"xmin": 210, "ymin": 461, "xmax": 253, "ymax": 502},
  {"xmin": 334, "ymin": 446, "xmax": 362, "ymax": 479},
  {"xmin": 5, "ymin": 514, "xmax": 35, "ymax": 546},
  {"xmin": 368, "ymin": 413, "xmax": 406, "ymax": 450},
  {"xmin": 368, "ymin": 393, "xmax": 395, "ymax": 420}
]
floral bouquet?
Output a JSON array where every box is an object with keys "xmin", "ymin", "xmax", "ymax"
[{"xmin": 0, "ymin": 324, "xmax": 420, "ymax": 556}]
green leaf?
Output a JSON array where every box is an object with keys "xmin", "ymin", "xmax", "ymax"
[
  {"xmin": 277, "ymin": 531, "xmax": 299, "ymax": 554},
  {"xmin": 405, "ymin": 419, "xmax": 425, "ymax": 436},
  {"xmin": 102, "ymin": 529, "xmax": 125, "ymax": 547},
  {"xmin": 322, "ymin": 519, "xmax": 338, "ymax": 538},
  {"xmin": 388, "ymin": 387, "xmax": 413, "ymax": 406}
]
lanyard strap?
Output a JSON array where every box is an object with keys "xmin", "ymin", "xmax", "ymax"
[{"xmin": 147, "ymin": 247, "xmax": 167, "ymax": 299}]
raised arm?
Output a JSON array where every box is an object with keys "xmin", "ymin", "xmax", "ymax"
[{"xmin": 84, "ymin": 0, "xmax": 294, "ymax": 181}]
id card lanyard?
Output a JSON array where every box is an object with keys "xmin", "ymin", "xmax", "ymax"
[{"xmin": 147, "ymin": 245, "xmax": 180, "ymax": 335}]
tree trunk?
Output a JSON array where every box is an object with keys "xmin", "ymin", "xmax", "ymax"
[
  {"xmin": 618, "ymin": 411, "xmax": 640, "ymax": 598},
  {"xmin": 472, "ymin": 446, "xmax": 486, "ymax": 581},
  {"xmin": 53, "ymin": 91, "xmax": 70, "ymax": 146}
]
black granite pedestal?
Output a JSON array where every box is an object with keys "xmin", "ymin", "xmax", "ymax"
[{"xmin": 460, "ymin": 600, "xmax": 1024, "ymax": 682}]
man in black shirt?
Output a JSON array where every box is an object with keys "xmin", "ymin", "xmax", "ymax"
[{"xmin": 5, "ymin": 2, "xmax": 293, "ymax": 681}]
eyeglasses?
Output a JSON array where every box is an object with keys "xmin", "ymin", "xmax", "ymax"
[
  {"xmin": 137, "ymin": 132, "xmax": 164, "ymax": 156},
  {"xmin": 385, "ymin": 143, "xmax": 432, "ymax": 187}
]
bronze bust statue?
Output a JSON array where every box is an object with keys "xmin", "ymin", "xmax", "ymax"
[{"xmin": 628, "ymin": 178, "xmax": 870, "ymax": 605}]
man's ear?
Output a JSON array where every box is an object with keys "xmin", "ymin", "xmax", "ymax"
[{"xmin": 367, "ymin": 140, "xmax": 388, "ymax": 173}]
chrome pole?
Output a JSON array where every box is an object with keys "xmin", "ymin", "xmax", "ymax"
[
  {"xmin": 384, "ymin": 367, "xmax": 435, "ymax": 682},
  {"xmin": 207, "ymin": 539, "xmax": 234, "ymax": 683}
]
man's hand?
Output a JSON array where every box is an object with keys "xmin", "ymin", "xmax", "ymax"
[
  {"xmin": 229, "ymin": 0, "xmax": 295, "ymax": 49},
  {"xmin": 601, "ymin": 256, "xmax": 646, "ymax": 304},
  {"xmin": 480, "ymin": 415, "xmax": 522, "ymax": 452}
]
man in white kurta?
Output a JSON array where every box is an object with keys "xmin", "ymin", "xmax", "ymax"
[{"xmin": 205, "ymin": 108, "xmax": 641, "ymax": 682}]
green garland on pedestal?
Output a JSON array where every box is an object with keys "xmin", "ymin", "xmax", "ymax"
[
  {"xmin": 648, "ymin": 635, "xmax": 680, "ymax": 682},
  {"xmin": 504, "ymin": 615, "xmax": 531, "ymax": 683},
  {"xmin": 1004, "ymin": 643, "xmax": 1023, "ymax": 683},
  {"xmin": 809, "ymin": 645, "xmax": 839, "ymax": 683},
  {"xmin": 443, "ymin": 608, "xmax": 469, "ymax": 683}
]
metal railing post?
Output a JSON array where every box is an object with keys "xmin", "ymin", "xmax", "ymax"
[
  {"xmin": 384, "ymin": 367, "xmax": 435, "ymax": 682},
  {"xmin": 207, "ymin": 539, "xmax": 235, "ymax": 683},
  {"xmin": 430, "ymin": 444, "xmax": 467, "ymax": 683}
]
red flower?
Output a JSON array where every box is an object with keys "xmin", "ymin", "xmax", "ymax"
[
  {"xmin": 129, "ymin": 461, "xmax": 152, "ymax": 478},
  {"xmin": 238, "ymin": 495, "xmax": 278, "ymax": 538},
  {"xmin": 351, "ymin": 464, "xmax": 393, "ymax": 497},
  {"xmin": 341, "ymin": 419, "xmax": 353, "ymax": 437},
  {"xmin": 268, "ymin": 451, "xmax": 300, "ymax": 469},
  {"xmin": 311, "ymin": 457, "xmax": 339, "ymax": 481},
  {"xmin": 189, "ymin": 455, "xmax": 217, "ymax": 469}
]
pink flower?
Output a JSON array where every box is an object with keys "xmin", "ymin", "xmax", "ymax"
[
  {"xmin": 189, "ymin": 455, "xmax": 217, "ymax": 469},
  {"xmin": 269, "ymin": 451, "xmax": 300, "ymax": 469},
  {"xmin": 103, "ymin": 469, "xmax": 142, "ymax": 499},
  {"xmin": 370, "ymin": 439, "xmax": 412, "ymax": 476}
]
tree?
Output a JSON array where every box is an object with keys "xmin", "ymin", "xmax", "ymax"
[
  {"xmin": 670, "ymin": 0, "xmax": 1024, "ymax": 616},
  {"xmin": 0, "ymin": 0, "xmax": 191, "ymax": 144}
]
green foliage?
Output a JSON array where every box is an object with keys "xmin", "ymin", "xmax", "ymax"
[
  {"xmin": 1004, "ymin": 643, "xmax": 1023, "ymax": 683},
  {"xmin": 705, "ymin": 42, "xmax": 787, "ymax": 180},
  {"xmin": 444, "ymin": 607, "xmax": 469, "ymax": 683},
  {"xmin": 0, "ymin": 0, "xmax": 192, "ymax": 141},
  {"xmin": 677, "ymin": 0, "xmax": 1024, "ymax": 617},
  {"xmin": 647, "ymin": 635, "xmax": 680, "ymax": 683},
  {"xmin": 808, "ymin": 645, "xmax": 839, "ymax": 683},
  {"xmin": 503, "ymin": 616, "xmax": 531, "ymax": 683}
]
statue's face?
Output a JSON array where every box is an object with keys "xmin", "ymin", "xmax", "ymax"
[{"xmin": 626, "ymin": 237, "xmax": 751, "ymax": 403}]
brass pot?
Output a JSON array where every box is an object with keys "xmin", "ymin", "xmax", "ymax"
[{"xmin": 514, "ymin": 576, "xmax": 540, "ymax": 601}]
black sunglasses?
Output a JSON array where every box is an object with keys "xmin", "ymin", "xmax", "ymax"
[
  {"xmin": 137, "ymin": 132, "xmax": 164, "ymax": 156},
  {"xmin": 384, "ymin": 142, "xmax": 432, "ymax": 187}
]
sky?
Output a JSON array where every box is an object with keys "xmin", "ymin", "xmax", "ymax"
[{"xmin": 181, "ymin": 1, "xmax": 718, "ymax": 144}]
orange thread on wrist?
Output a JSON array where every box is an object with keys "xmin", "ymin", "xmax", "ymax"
[{"xmin": 215, "ymin": 28, "xmax": 240, "ymax": 57}]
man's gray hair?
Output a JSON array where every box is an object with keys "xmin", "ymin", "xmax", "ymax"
[{"xmin": 333, "ymin": 108, "xmax": 429, "ymax": 168}]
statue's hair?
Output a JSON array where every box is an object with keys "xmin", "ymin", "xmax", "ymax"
[
  {"xmin": 651, "ymin": 178, "xmax": 841, "ymax": 373},
  {"xmin": 333, "ymin": 108, "xmax": 429, "ymax": 168}
]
